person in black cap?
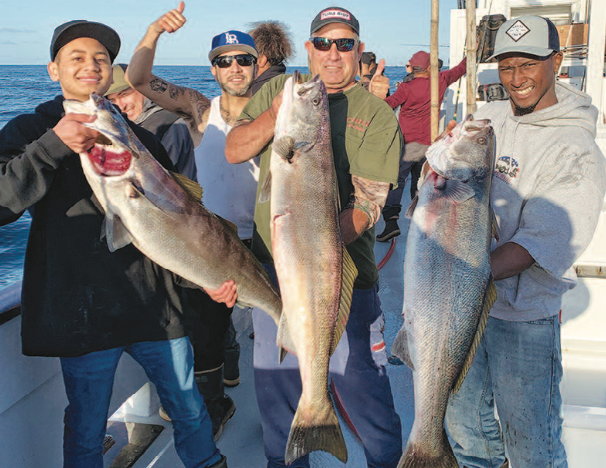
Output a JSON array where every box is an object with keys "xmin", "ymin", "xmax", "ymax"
[
  {"xmin": 0, "ymin": 18, "xmax": 227, "ymax": 468},
  {"xmin": 127, "ymin": 1, "xmax": 261, "ymax": 442},
  {"xmin": 226, "ymin": 5, "xmax": 403, "ymax": 468},
  {"xmin": 443, "ymin": 15, "xmax": 606, "ymax": 468}
]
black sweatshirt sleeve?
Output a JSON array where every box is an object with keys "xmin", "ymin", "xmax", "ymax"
[{"xmin": 0, "ymin": 114, "xmax": 73, "ymax": 223}]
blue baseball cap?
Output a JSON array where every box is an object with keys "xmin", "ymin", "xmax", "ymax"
[{"xmin": 208, "ymin": 30, "xmax": 258, "ymax": 62}]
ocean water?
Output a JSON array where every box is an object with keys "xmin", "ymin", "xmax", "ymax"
[{"xmin": 0, "ymin": 64, "xmax": 406, "ymax": 289}]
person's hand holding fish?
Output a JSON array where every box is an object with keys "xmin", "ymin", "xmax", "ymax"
[
  {"xmin": 152, "ymin": 1, "xmax": 186, "ymax": 35},
  {"xmin": 53, "ymin": 113, "xmax": 99, "ymax": 154},
  {"xmin": 204, "ymin": 280, "xmax": 238, "ymax": 308}
]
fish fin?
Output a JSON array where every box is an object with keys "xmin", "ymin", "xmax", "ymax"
[
  {"xmin": 104, "ymin": 214, "xmax": 134, "ymax": 252},
  {"xmin": 443, "ymin": 179, "xmax": 476, "ymax": 204},
  {"xmin": 277, "ymin": 313, "xmax": 296, "ymax": 359},
  {"xmin": 273, "ymin": 135, "xmax": 296, "ymax": 162},
  {"xmin": 391, "ymin": 324, "xmax": 414, "ymax": 370},
  {"xmin": 405, "ymin": 195, "xmax": 419, "ymax": 219},
  {"xmin": 397, "ymin": 429, "xmax": 458, "ymax": 467},
  {"xmin": 490, "ymin": 205, "xmax": 500, "ymax": 243},
  {"xmin": 330, "ymin": 246, "xmax": 358, "ymax": 356},
  {"xmin": 285, "ymin": 396, "xmax": 348, "ymax": 464},
  {"xmin": 452, "ymin": 276, "xmax": 497, "ymax": 394},
  {"xmin": 126, "ymin": 180, "xmax": 183, "ymax": 214},
  {"xmin": 215, "ymin": 214, "xmax": 239, "ymax": 236},
  {"xmin": 171, "ymin": 171, "xmax": 203, "ymax": 201},
  {"xmin": 258, "ymin": 171, "xmax": 272, "ymax": 204}
]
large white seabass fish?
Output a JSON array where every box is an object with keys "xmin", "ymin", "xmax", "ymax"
[
  {"xmin": 64, "ymin": 93, "xmax": 282, "ymax": 324},
  {"xmin": 392, "ymin": 116, "xmax": 498, "ymax": 468}
]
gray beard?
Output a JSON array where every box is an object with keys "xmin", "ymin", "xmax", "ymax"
[{"xmin": 221, "ymin": 82, "xmax": 251, "ymax": 97}]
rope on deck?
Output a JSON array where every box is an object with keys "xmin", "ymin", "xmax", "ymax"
[{"xmin": 377, "ymin": 238, "xmax": 397, "ymax": 270}]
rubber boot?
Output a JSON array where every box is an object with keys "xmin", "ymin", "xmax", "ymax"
[
  {"xmin": 208, "ymin": 455, "xmax": 228, "ymax": 468},
  {"xmin": 196, "ymin": 365, "xmax": 236, "ymax": 441},
  {"xmin": 376, "ymin": 216, "xmax": 401, "ymax": 242},
  {"xmin": 223, "ymin": 319, "xmax": 240, "ymax": 387}
]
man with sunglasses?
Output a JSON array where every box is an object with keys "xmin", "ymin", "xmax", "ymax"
[
  {"xmin": 127, "ymin": 2, "xmax": 260, "ymax": 442},
  {"xmin": 225, "ymin": 6, "xmax": 403, "ymax": 468},
  {"xmin": 443, "ymin": 16, "xmax": 605, "ymax": 468}
]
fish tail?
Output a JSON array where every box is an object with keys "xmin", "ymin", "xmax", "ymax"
[
  {"xmin": 397, "ymin": 432, "xmax": 458, "ymax": 468},
  {"xmin": 285, "ymin": 397, "xmax": 347, "ymax": 464}
]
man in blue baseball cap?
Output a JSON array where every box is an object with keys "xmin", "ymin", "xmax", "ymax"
[
  {"xmin": 127, "ymin": 1, "xmax": 259, "ymax": 443},
  {"xmin": 444, "ymin": 15, "xmax": 606, "ymax": 468}
]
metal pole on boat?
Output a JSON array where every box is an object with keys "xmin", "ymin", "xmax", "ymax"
[
  {"xmin": 466, "ymin": 0, "xmax": 477, "ymax": 115},
  {"xmin": 431, "ymin": 0, "xmax": 440, "ymax": 142}
]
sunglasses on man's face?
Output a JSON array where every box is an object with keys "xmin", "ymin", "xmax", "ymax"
[
  {"xmin": 310, "ymin": 37, "xmax": 358, "ymax": 52},
  {"xmin": 212, "ymin": 54, "xmax": 256, "ymax": 68}
]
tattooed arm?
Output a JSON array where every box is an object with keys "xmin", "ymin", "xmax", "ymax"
[
  {"xmin": 126, "ymin": 2, "xmax": 210, "ymax": 145},
  {"xmin": 340, "ymin": 176, "xmax": 390, "ymax": 244}
]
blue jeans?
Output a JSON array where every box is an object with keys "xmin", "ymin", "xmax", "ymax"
[
  {"xmin": 445, "ymin": 315, "xmax": 567, "ymax": 468},
  {"xmin": 253, "ymin": 266, "xmax": 402, "ymax": 468},
  {"xmin": 60, "ymin": 337, "xmax": 221, "ymax": 468}
]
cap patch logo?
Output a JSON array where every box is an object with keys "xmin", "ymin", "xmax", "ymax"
[
  {"xmin": 321, "ymin": 10, "xmax": 351, "ymax": 21},
  {"xmin": 225, "ymin": 32, "xmax": 239, "ymax": 44},
  {"xmin": 506, "ymin": 20, "xmax": 530, "ymax": 42}
]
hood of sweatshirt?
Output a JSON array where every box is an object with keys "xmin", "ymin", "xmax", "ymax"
[
  {"xmin": 510, "ymin": 81, "xmax": 598, "ymax": 136},
  {"xmin": 34, "ymin": 95, "xmax": 66, "ymax": 121}
]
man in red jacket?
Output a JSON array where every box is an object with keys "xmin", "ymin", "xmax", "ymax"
[{"xmin": 376, "ymin": 51, "xmax": 467, "ymax": 241}]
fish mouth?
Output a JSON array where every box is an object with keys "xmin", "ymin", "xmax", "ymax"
[{"xmin": 87, "ymin": 138, "xmax": 132, "ymax": 177}]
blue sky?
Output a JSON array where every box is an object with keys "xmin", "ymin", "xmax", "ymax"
[{"xmin": 0, "ymin": 1, "xmax": 456, "ymax": 66}]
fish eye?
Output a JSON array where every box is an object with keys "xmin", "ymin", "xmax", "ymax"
[
  {"xmin": 312, "ymin": 98, "xmax": 320, "ymax": 106},
  {"xmin": 477, "ymin": 137, "xmax": 486, "ymax": 145}
]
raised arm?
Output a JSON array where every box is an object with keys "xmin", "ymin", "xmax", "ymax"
[{"xmin": 126, "ymin": 2, "xmax": 210, "ymax": 143}]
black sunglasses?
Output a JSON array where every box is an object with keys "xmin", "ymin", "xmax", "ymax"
[
  {"xmin": 212, "ymin": 54, "xmax": 257, "ymax": 68},
  {"xmin": 310, "ymin": 37, "xmax": 357, "ymax": 52}
]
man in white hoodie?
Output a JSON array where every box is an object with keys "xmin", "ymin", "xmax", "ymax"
[{"xmin": 445, "ymin": 15, "xmax": 606, "ymax": 468}]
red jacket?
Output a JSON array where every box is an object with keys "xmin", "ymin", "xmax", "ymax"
[{"xmin": 385, "ymin": 57, "xmax": 467, "ymax": 145}]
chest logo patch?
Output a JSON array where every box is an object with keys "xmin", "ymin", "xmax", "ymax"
[{"xmin": 494, "ymin": 156, "xmax": 520, "ymax": 183}]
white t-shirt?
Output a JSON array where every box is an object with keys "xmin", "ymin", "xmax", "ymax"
[{"xmin": 195, "ymin": 96, "xmax": 260, "ymax": 240}]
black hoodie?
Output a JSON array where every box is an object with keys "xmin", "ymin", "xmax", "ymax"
[{"xmin": 0, "ymin": 96, "xmax": 189, "ymax": 357}]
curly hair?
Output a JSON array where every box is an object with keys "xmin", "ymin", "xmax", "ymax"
[{"xmin": 248, "ymin": 21, "xmax": 294, "ymax": 66}]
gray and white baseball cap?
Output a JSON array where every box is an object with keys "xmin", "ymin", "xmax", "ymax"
[{"xmin": 488, "ymin": 15, "xmax": 560, "ymax": 60}]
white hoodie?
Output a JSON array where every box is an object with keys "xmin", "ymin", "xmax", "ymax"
[{"xmin": 475, "ymin": 82, "xmax": 606, "ymax": 321}]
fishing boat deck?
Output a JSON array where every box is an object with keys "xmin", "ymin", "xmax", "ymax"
[
  {"xmin": 102, "ymin": 194, "xmax": 418, "ymax": 468},
  {"xmin": 1, "ymin": 181, "xmax": 606, "ymax": 467}
]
